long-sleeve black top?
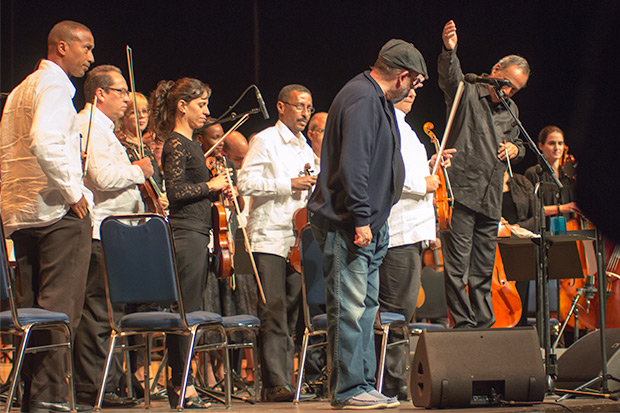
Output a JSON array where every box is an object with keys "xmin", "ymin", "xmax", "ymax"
[
  {"xmin": 524, "ymin": 163, "xmax": 575, "ymax": 223},
  {"xmin": 162, "ymin": 131, "xmax": 217, "ymax": 234},
  {"xmin": 438, "ymin": 46, "xmax": 526, "ymax": 220},
  {"xmin": 503, "ymin": 174, "xmax": 537, "ymax": 232}
]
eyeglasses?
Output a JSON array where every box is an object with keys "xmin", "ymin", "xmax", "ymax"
[
  {"xmin": 104, "ymin": 87, "xmax": 129, "ymax": 97},
  {"xmin": 281, "ymin": 101, "xmax": 315, "ymax": 114}
]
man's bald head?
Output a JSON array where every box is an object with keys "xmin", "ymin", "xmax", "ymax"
[
  {"xmin": 47, "ymin": 20, "xmax": 91, "ymax": 54},
  {"xmin": 223, "ymin": 131, "xmax": 249, "ymax": 169}
]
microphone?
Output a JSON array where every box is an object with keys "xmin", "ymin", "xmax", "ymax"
[
  {"xmin": 254, "ymin": 85, "xmax": 270, "ymax": 120},
  {"xmin": 464, "ymin": 73, "xmax": 511, "ymax": 88}
]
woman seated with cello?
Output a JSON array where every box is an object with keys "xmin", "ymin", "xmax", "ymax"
[
  {"xmin": 524, "ymin": 125, "xmax": 581, "ymax": 220},
  {"xmin": 150, "ymin": 77, "xmax": 233, "ymax": 408}
]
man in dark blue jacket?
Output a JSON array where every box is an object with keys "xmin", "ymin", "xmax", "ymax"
[{"xmin": 308, "ymin": 39, "xmax": 427, "ymax": 410}]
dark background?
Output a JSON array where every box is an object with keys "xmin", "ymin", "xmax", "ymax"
[{"xmin": 2, "ymin": 0, "xmax": 620, "ymax": 239}]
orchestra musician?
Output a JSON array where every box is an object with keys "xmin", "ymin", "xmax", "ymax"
[
  {"xmin": 222, "ymin": 130, "xmax": 249, "ymax": 170},
  {"xmin": 116, "ymin": 91, "xmax": 167, "ymax": 210},
  {"xmin": 0, "ymin": 20, "xmax": 94, "ymax": 412},
  {"xmin": 237, "ymin": 84, "xmax": 317, "ymax": 402},
  {"xmin": 378, "ymin": 86, "xmax": 453, "ymax": 401},
  {"xmin": 150, "ymin": 77, "xmax": 232, "ymax": 408},
  {"xmin": 306, "ymin": 111, "xmax": 327, "ymax": 171},
  {"xmin": 438, "ymin": 20, "xmax": 529, "ymax": 329},
  {"xmin": 524, "ymin": 125, "xmax": 581, "ymax": 220},
  {"xmin": 308, "ymin": 39, "xmax": 427, "ymax": 409},
  {"xmin": 73, "ymin": 65, "xmax": 153, "ymax": 408}
]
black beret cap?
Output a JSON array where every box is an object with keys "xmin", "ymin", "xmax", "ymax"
[{"xmin": 378, "ymin": 39, "xmax": 428, "ymax": 80}]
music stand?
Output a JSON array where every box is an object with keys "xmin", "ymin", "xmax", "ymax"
[
  {"xmin": 497, "ymin": 229, "xmax": 613, "ymax": 398},
  {"xmin": 497, "ymin": 231, "xmax": 591, "ymax": 282}
]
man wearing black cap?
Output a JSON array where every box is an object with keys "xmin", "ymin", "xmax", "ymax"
[
  {"xmin": 438, "ymin": 20, "xmax": 529, "ymax": 329},
  {"xmin": 308, "ymin": 39, "xmax": 427, "ymax": 410}
]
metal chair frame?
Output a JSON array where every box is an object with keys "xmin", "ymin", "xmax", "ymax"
[
  {"xmin": 0, "ymin": 216, "xmax": 76, "ymax": 413},
  {"xmin": 95, "ymin": 214, "xmax": 230, "ymax": 411}
]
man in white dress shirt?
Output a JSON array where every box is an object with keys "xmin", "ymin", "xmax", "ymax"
[
  {"xmin": 0, "ymin": 20, "xmax": 94, "ymax": 412},
  {"xmin": 377, "ymin": 87, "xmax": 453, "ymax": 400},
  {"xmin": 73, "ymin": 65, "xmax": 153, "ymax": 407},
  {"xmin": 237, "ymin": 84, "xmax": 316, "ymax": 401}
]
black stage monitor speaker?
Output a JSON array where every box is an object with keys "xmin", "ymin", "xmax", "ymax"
[
  {"xmin": 557, "ymin": 328, "xmax": 620, "ymax": 392},
  {"xmin": 411, "ymin": 327, "xmax": 546, "ymax": 408}
]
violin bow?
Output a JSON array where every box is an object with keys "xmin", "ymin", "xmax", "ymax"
[
  {"xmin": 203, "ymin": 114, "xmax": 249, "ymax": 159},
  {"xmin": 432, "ymin": 81, "xmax": 464, "ymax": 176},
  {"xmin": 221, "ymin": 158, "xmax": 267, "ymax": 304},
  {"xmin": 82, "ymin": 95, "xmax": 98, "ymax": 174},
  {"xmin": 126, "ymin": 45, "xmax": 145, "ymax": 159}
]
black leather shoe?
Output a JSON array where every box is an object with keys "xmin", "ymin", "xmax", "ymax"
[
  {"xmin": 261, "ymin": 385, "xmax": 295, "ymax": 402},
  {"xmin": 102, "ymin": 392, "xmax": 139, "ymax": 407},
  {"xmin": 29, "ymin": 401, "xmax": 93, "ymax": 412}
]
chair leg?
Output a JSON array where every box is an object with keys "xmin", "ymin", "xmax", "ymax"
[
  {"xmin": 222, "ymin": 338, "xmax": 232, "ymax": 407},
  {"xmin": 294, "ymin": 330, "xmax": 310, "ymax": 404},
  {"xmin": 65, "ymin": 325, "xmax": 76, "ymax": 413},
  {"xmin": 376, "ymin": 326, "xmax": 390, "ymax": 393},
  {"xmin": 144, "ymin": 333, "xmax": 151, "ymax": 408},
  {"xmin": 95, "ymin": 334, "xmax": 118, "ymax": 411},
  {"xmin": 4, "ymin": 328, "xmax": 30, "ymax": 413},
  {"xmin": 252, "ymin": 331, "xmax": 260, "ymax": 402},
  {"xmin": 179, "ymin": 330, "xmax": 199, "ymax": 410}
]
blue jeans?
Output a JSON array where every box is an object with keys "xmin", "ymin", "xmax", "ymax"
[{"xmin": 310, "ymin": 214, "xmax": 389, "ymax": 406}]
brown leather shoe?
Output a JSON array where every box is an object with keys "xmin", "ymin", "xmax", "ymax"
[{"xmin": 261, "ymin": 385, "xmax": 295, "ymax": 402}]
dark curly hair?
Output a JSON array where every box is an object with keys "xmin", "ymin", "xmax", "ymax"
[{"xmin": 148, "ymin": 77, "xmax": 210, "ymax": 139}]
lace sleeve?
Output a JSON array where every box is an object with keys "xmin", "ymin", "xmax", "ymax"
[{"xmin": 163, "ymin": 135, "xmax": 209, "ymax": 204}]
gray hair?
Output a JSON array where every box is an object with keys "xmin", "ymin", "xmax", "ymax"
[{"xmin": 495, "ymin": 55, "xmax": 530, "ymax": 77}]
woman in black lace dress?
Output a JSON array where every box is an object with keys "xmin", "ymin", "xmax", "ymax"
[{"xmin": 150, "ymin": 77, "xmax": 232, "ymax": 408}]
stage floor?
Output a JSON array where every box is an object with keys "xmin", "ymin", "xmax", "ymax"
[{"xmin": 79, "ymin": 395, "xmax": 620, "ymax": 412}]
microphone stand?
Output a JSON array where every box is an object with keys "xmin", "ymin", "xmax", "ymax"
[{"xmin": 493, "ymin": 86, "xmax": 563, "ymax": 393}]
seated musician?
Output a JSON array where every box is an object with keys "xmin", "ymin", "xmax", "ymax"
[
  {"xmin": 149, "ymin": 77, "xmax": 233, "ymax": 408},
  {"xmin": 524, "ymin": 125, "xmax": 581, "ymax": 221}
]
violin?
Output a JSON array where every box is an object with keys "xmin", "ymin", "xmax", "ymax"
[
  {"xmin": 491, "ymin": 223, "xmax": 523, "ymax": 328},
  {"xmin": 423, "ymin": 122, "xmax": 454, "ymax": 231},
  {"xmin": 288, "ymin": 165, "xmax": 312, "ymax": 273},
  {"xmin": 206, "ymin": 156, "xmax": 235, "ymax": 279}
]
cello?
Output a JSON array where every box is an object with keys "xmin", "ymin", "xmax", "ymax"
[{"xmin": 491, "ymin": 222, "xmax": 523, "ymax": 327}]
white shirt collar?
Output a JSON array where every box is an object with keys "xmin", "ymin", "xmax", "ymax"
[{"xmin": 39, "ymin": 59, "xmax": 76, "ymax": 99}]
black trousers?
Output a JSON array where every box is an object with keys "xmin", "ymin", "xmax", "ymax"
[
  {"xmin": 11, "ymin": 210, "xmax": 92, "ymax": 403},
  {"xmin": 167, "ymin": 228, "xmax": 209, "ymax": 387},
  {"xmin": 440, "ymin": 202, "xmax": 498, "ymax": 328},
  {"xmin": 377, "ymin": 242, "xmax": 422, "ymax": 394},
  {"xmin": 255, "ymin": 253, "xmax": 301, "ymax": 389},
  {"xmin": 74, "ymin": 240, "xmax": 123, "ymax": 398}
]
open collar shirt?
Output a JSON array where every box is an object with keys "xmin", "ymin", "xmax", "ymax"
[
  {"xmin": 76, "ymin": 103, "xmax": 144, "ymax": 239},
  {"xmin": 387, "ymin": 109, "xmax": 436, "ymax": 248},
  {"xmin": 0, "ymin": 59, "xmax": 92, "ymax": 236},
  {"xmin": 237, "ymin": 120, "xmax": 314, "ymax": 258}
]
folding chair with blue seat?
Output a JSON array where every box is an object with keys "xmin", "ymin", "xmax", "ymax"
[
  {"xmin": 96, "ymin": 214, "xmax": 230, "ymax": 411},
  {"xmin": 374, "ymin": 311, "xmax": 410, "ymax": 394},
  {"xmin": 409, "ymin": 263, "xmax": 448, "ymax": 335},
  {"xmin": 0, "ymin": 216, "xmax": 76, "ymax": 413},
  {"xmin": 294, "ymin": 225, "xmax": 329, "ymax": 404}
]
